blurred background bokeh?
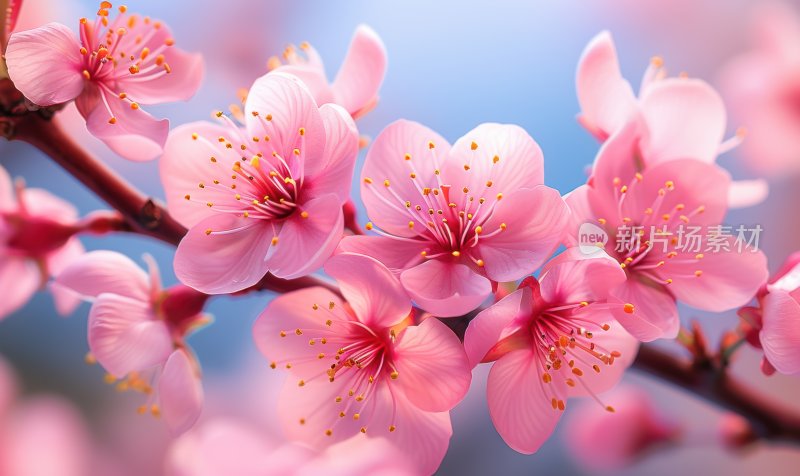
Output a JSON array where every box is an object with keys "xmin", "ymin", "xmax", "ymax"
[{"xmin": 2, "ymin": 0, "xmax": 800, "ymax": 474}]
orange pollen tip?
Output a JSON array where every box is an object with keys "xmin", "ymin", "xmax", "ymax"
[
  {"xmin": 130, "ymin": 102, "xmax": 139, "ymax": 110},
  {"xmin": 428, "ymin": 141, "xmax": 435, "ymax": 149},
  {"xmin": 108, "ymin": 117, "xmax": 117, "ymax": 124},
  {"xmin": 451, "ymin": 251, "xmax": 461, "ymax": 257},
  {"xmin": 470, "ymin": 141, "xmax": 478, "ymax": 150},
  {"xmin": 82, "ymin": 70, "xmax": 91, "ymax": 80},
  {"xmin": 476, "ymin": 259, "xmax": 485, "ymax": 267},
  {"xmin": 204, "ymin": 229, "xmax": 212, "ymax": 235},
  {"xmin": 365, "ymin": 222, "xmax": 374, "ymax": 231},
  {"xmin": 390, "ymin": 371, "xmax": 399, "ymax": 380},
  {"xmin": 300, "ymin": 211, "xmax": 309, "ymax": 219},
  {"xmin": 623, "ymin": 303, "xmax": 635, "ymax": 314}
]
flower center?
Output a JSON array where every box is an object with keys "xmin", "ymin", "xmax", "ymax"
[
  {"xmin": 79, "ymin": 2, "xmax": 176, "ymax": 124},
  {"xmin": 532, "ymin": 300, "xmax": 627, "ymax": 412},
  {"xmin": 363, "ymin": 140, "xmax": 508, "ymax": 269},
  {"xmin": 183, "ymin": 115, "xmax": 309, "ymax": 239},
  {"xmin": 597, "ymin": 174, "xmax": 706, "ymax": 286},
  {"xmin": 268, "ymin": 301, "xmax": 401, "ymax": 436},
  {"xmin": 2, "ymin": 213, "xmax": 76, "ymax": 258}
]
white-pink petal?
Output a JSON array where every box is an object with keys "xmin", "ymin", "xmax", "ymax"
[
  {"xmin": 160, "ymin": 349, "xmax": 204, "ymax": 435},
  {"xmin": 5, "ymin": 23, "xmax": 84, "ymax": 106}
]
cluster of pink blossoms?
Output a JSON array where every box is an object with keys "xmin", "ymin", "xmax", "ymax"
[{"xmin": 2, "ymin": 0, "xmax": 798, "ymax": 474}]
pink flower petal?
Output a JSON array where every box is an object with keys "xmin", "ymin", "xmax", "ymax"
[
  {"xmin": 54, "ymin": 250, "xmax": 150, "ymax": 302},
  {"xmin": 539, "ymin": 248, "xmax": 626, "ymax": 305},
  {"xmin": 88, "ymin": 293, "xmax": 173, "ymax": 377},
  {"xmin": 160, "ymin": 349, "xmax": 204, "ymax": 435},
  {"xmin": 119, "ymin": 49, "xmax": 204, "ymax": 104},
  {"xmin": 253, "ymin": 286, "xmax": 346, "ymax": 376},
  {"xmin": 300, "ymin": 436, "xmax": 416, "ymax": 476},
  {"xmin": 324, "ymin": 253, "xmax": 411, "ymax": 329},
  {"xmin": 21, "ymin": 187, "xmax": 78, "ymax": 223},
  {"xmin": 393, "ymin": 317, "xmax": 471, "ymax": 412},
  {"xmin": 760, "ymin": 289, "xmax": 800, "ymax": 375},
  {"xmin": 0, "ymin": 256, "xmax": 40, "ymax": 320},
  {"xmin": 276, "ymin": 64, "xmax": 336, "ymax": 107},
  {"xmin": 400, "ymin": 259, "xmax": 491, "ymax": 317},
  {"xmin": 46, "ymin": 238, "xmax": 85, "ymax": 316},
  {"xmin": 477, "ymin": 186, "xmax": 569, "ymax": 282},
  {"xmin": 174, "ymin": 215, "xmax": 274, "ymax": 294},
  {"xmin": 303, "ymin": 103, "xmax": 359, "ymax": 203},
  {"xmin": 244, "ymin": 72, "xmax": 325, "ymax": 173},
  {"xmin": 444, "ymin": 123, "xmax": 545, "ymax": 197},
  {"xmin": 331, "ymin": 25, "xmax": 387, "ymax": 116},
  {"xmin": 464, "ymin": 288, "xmax": 530, "ymax": 367},
  {"xmin": 562, "ymin": 184, "xmax": 593, "ymax": 248},
  {"xmin": 165, "ymin": 419, "xmax": 279, "ymax": 476},
  {"xmin": 160, "ymin": 122, "xmax": 245, "ymax": 228},
  {"xmin": 5, "ymin": 23, "xmax": 84, "ymax": 106},
  {"xmin": 575, "ymin": 31, "xmax": 637, "ymax": 140},
  {"xmin": 626, "ymin": 158, "xmax": 731, "ymax": 228},
  {"xmin": 610, "ymin": 279, "xmax": 679, "ymax": 341},
  {"xmin": 728, "ymin": 179, "xmax": 769, "ymax": 209},
  {"xmin": 361, "ymin": 120, "xmax": 451, "ymax": 237},
  {"xmin": 77, "ymin": 86, "xmax": 169, "ymax": 161},
  {"xmin": 564, "ymin": 317, "xmax": 638, "ymax": 397},
  {"xmin": 487, "ymin": 349, "xmax": 566, "ymax": 454},
  {"xmin": 267, "ymin": 194, "xmax": 344, "ymax": 279},
  {"xmin": 640, "ymin": 78, "xmax": 727, "ymax": 164},
  {"xmin": 663, "ymin": 245, "xmax": 767, "ymax": 313},
  {"xmin": 336, "ymin": 235, "xmax": 425, "ymax": 272}
]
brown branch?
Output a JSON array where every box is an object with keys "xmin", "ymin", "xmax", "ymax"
[{"xmin": 632, "ymin": 345, "xmax": 800, "ymax": 444}]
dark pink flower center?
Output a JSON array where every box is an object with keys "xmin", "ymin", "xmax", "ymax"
[
  {"xmin": 363, "ymin": 140, "xmax": 508, "ymax": 269},
  {"xmin": 2, "ymin": 213, "xmax": 76, "ymax": 259},
  {"xmin": 600, "ymin": 174, "xmax": 707, "ymax": 285},
  {"xmin": 78, "ymin": 2, "xmax": 177, "ymax": 123},
  {"xmin": 269, "ymin": 300, "xmax": 402, "ymax": 436},
  {"xmin": 183, "ymin": 117, "xmax": 307, "ymax": 239}
]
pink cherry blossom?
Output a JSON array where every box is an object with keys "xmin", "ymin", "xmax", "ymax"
[
  {"xmin": 0, "ymin": 164, "xmax": 84, "ymax": 320},
  {"xmin": 54, "ymin": 250, "xmax": 209, "ymax": 434},
  {"xmin": 338, "ymin": 120, "xmax": 569, "ymax": 317},
  {"xmin": 253, "ymin": 253, "xmax": 471, "ymax": 474},
  {"xmin": 268, "ymin": 25, "xmax": 387, "ymax": 119},
  {"xmin": 577, "ymin": 31, "xmax": 767, "ymax": 209},
  {"xmin": 5, "ymin": 1, "xmax": 203, "ymax": 161},
  {"xmin": 464, "ymin": 248, "xmax": 638, "ymax": 454},
  {"xmin": 161, "ymin": 72, "xmax": 358, "ymax": 294},
  {"xmin": 566, "ymin": 119, "xmax": 769, "ymax": 341},
  {"xmin": 563, "ymin": 387, "xmax": 679, "ymax": 470},
  {"xmin": 166, "ymin": 418, "xmax": 416, "ymax": 476},
  {"xmin": 719, "ymin": 2, "xmax": 800, "ymax": 176},
  {"xmin": 738, "ymin": 252, "xmax": 800, "ymax": 376}
]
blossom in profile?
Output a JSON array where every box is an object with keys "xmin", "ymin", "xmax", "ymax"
[
  {"xmin": 464, "ymin": 249, "xmax": 639, "ymax": 454},
  {"xmin": 55, "ymin": 250, "xmax": 209, "ymax": 434},
  {"xmin": 338, "ymin": 120, "xmax": 569, "ymax": 317},
  {"xmin": 253, "ymin": 253, "xmax": 471, "ymax": 474},
  {"xmin": 739, "ymin": 251, "xmax": 800, "ymax": 376},
  {"xmin": 566, "ymin": 119, "xmax": 768, "ymax": 341},
  {"xmin": 563, "ymin": 387, "xmax": 679, "ymax": 470},
  {"xmin": 576, "ymin": 31, "xmax": 767, "ymax": 208},
  {"xmin": 0, "ymin": 164, "xmax": 84, "ymax": 320},
  {"xmin": 719, "ymin": 1, "xmax": 800, "ymax": 177},
  {"xmin": 161, "ymin": 72, "xmax": 358, "ymax": 294},
  {"xmin": 5, "ymin": 1, "xmax": 203, "ymax": 161},
  {"xmin": 165, "ymin": 418, "xmax": 416, "ymax": 476},
  {"xmin": 268, "ymin": 25, "xmax": 387, "ymax": 119}
]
